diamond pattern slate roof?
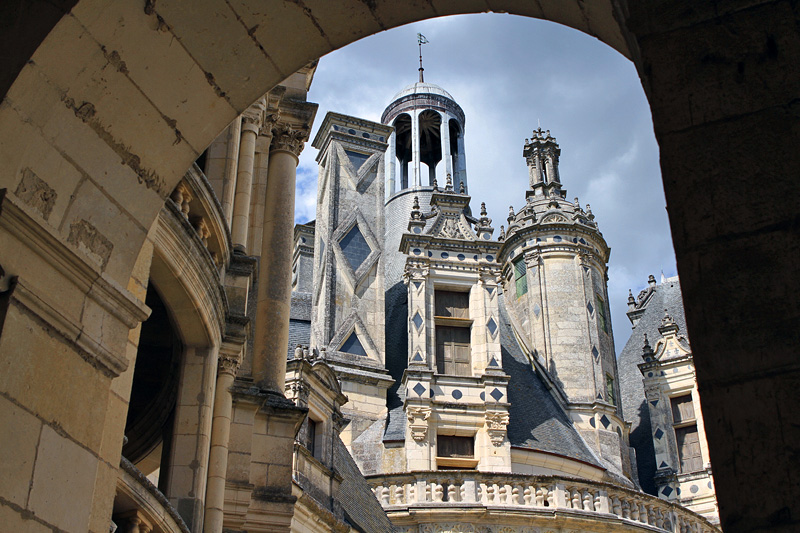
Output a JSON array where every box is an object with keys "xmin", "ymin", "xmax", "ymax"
[
  {"xmin": 498, "ymin": 295, "xmax": 601, "ymax": 466},
  {"xmin": 618, "ymin": 277, "xmax": 687, "ymax": 496}
]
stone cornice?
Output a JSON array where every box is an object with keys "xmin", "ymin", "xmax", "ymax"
[{"xmin": 0, "ymin": 190, "xmax": 150, "ymax": 376}]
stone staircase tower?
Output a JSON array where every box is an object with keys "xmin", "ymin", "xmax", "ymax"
[{"xmin": 498, "ymin": 128, "xmax": 632, "ymax": 479}]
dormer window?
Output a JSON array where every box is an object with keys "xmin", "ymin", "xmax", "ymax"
[
  {"xmin": 434, "ymin": 290, "xmax": 472, "ymax": 376},
  {"xmin": 671, "ymin": 394, "xmax": 702, "ymax": 473},
  {"xmin": 436, "ymin": 435, "xmax": 477, "ymax": 470}
]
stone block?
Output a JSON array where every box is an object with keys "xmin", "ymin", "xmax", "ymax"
[
  {"xmin": 28, "ymin": 425, "xmax": 97, "ymax": 532},
  {"xmin": 151, "ymin": 1, "xmax": 282, "ymax": 112},
  {"xmin": 0, "ymin": 503, "xmax": 51, "ymax": 533},
  {"xmin": 73, "ymin": 0, "xmax": 237, "ymax": 154},
  {"xmin": 640, "ymin": 1, "xmax": 800, "ymax": 134},
  {"xmin": 0, "ymin": 396, "xmax": 42, "ymax": 507},
  {"xmin": 0, "ymin": 305, "xmax": 110, "ymax": 452}
]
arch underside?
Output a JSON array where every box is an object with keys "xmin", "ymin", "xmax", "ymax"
[{"xmin": 0, "ymin": 1, "xmax": 798, "ymax": 531}]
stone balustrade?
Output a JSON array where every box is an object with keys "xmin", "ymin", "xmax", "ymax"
[
  {"xmin": 169, "ymin": 163, "xmax": 232, "ymax": 269},
  {"xmin": 367, "ymin": 472, "xmax": 719, "ymax": 533},
  {"xmin": 113, "ymin": 458, "xmax": 190, "ymax": 533}
]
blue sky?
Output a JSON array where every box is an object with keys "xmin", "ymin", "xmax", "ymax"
[{"xmin": 295, "ymin": 13, "xmax": 677, "ymax": 355}]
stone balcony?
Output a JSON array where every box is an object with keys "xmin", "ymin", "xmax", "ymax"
[
  {"xmin": 367, "ymin": 471, "xmax": 720, "ymax": 533},
  {"xmin": 112, "ymin": 458, "xmax": 190, "ymax": 533}
]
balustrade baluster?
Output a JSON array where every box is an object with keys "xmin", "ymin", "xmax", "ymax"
[
  {"xmin": 524, "ymin": 486, "xmax": 533, "ymax": 506},
  {"xmin": 571, "ymin": 488, "xmax": 581, "ymax": 509},
  {"xmin": 511, "ymin": 485, "xmax": 520, "ymax": 505},
  {"xmin": 434, "ymin": 482, "xmax": 444, "ymax": 502},
  {"xmin": 629, "ymin": 500, "xmax": 638, "ymax": 521},
  {"xmin": 380, "ymin": 486, "xmax": 390, "ymax": 505},
  {"xmin": 582, "ymin": 489, "xmax": 593, "ymax": 511}
]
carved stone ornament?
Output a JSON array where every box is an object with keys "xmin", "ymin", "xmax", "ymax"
[
  {"xmin": 218, "ymin": 354, "xmax": 240, "ymax": 376},
  {"xmin": 403, "ymin": 260, "xmax": 430, "ymax": 284},
  {"xmin": 241, "ymin": 108, "xmax": 263, "ymax": 133},
  {"xmin": 541, "ymin": 213, "xmax": 568, "ymax": 223},
  {"xmin": 260, "ymin": 111, "xmax": 281, "ymax": 136},
  {"xmin": 524, "ymin": 250, "xmax": 542, "ymax": 267},
  {"xmin": 486, "ymin": 410, "xmax": 510, "ymax": 446},
  {"xmin": 407, "ymin": 406, "xmax": 432, "ymax": 441},
  {"xmin": 270, "ymin": 123, "xmax": 309, "ymax": 156}
]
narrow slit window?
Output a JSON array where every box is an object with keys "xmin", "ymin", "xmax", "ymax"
[{"xmin": 513, "ymin": 257, "xmax": 527, "ymax": 297}]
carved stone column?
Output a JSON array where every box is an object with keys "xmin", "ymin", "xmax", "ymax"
[
  {"xmin": 247, "ymin": 111, "xmax": 280, "ymax": 256},
  {"xmin": 251, "ymin": 122, "xmax": 308, "ymax": 394},
  {"xmin": 203, "ymin": 350, "xmax": 241, "ymax": 533},
  {"xmin": 231, "ymin": 101, "xmax": 264, "ymax": 253}
]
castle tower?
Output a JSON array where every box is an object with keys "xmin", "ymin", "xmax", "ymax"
[
  {"xmin": 309, "ymin": 112, "xmax": 395, "ymax": 444},
  {"xmin": 398, "ymin": 183, "xmax": 509, "ymax": 472},
  {"xmin": 382, "ymin": 83, "xmax": 473, "ymax": 429},
  {"xmin": 498, "ymin": 128, "xmax": 631, "ymax": 478},
  {"xmin": 382, "ymin": 82, "xmax": 467, "ymax": 195}
]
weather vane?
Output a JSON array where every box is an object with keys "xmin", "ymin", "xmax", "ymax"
[{"xmin": 417, "ymin": 33, "xmax": 429, "ymax": 82}]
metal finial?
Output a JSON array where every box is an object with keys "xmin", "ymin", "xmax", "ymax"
[{"xmin": 417, "ymin": 33, "xmax": 429, "ymax": 83}]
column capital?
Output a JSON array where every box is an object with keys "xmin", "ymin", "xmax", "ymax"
[
  {"xmin": 241, "ymin": 109, "xmax": 263, "ymax": 134},
  {"xmin": 218, "ymin": 354, "xmax": 241, "ymax": 376},
  {"xmin": 270, "ymin": 122, "xmax": 309, "ymax": 157},
  {"xmin": 260, "ymin": 111, "xmax": 281, "ymax": 137}
]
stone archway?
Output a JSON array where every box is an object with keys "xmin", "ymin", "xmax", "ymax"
[{"xmin": 1, "ymin": 2, "xmax": 798, "ymax": 531}]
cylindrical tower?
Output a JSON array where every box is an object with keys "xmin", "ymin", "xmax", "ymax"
[
  {"xmin": 382, "ymin": 82, "xmax": 467, "ymax": 195},
  {"xmin": 383, "ymin": 82, "xmax": 468, "ymax": 288},
  {"xmin": 382, "ymin": 82, "xmax": 470, "ymax": 410},
  {"xmin": 498, "ymin": 128, "xmax": 631, "ymax": 479}
]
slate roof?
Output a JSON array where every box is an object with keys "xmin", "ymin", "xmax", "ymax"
[
  {"xmin": 381, "ymin": 293, "xmax": 602, "ymax": 469},
  {"xmin": 286, "ymin": 292, "xmax": 313, "ymax": 360},
  {"xmin": 618, "ymin": 276, "xmax": 687, "ymax": 495},
  {"xmin": 333, "ymin": 437, "xmax": 396, "ymax": 532},
  {"xmin": 498, "ymin": 294, "xmax": 601, "ymax": 466}
]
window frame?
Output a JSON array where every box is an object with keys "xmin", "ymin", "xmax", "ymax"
[
  {"xmin": 669, "ymin": 393, "xmax": 703, "ymax": 473},
  {"xmin": 433, "ymin": 289, "xmax": 473, "ymax": 377}
]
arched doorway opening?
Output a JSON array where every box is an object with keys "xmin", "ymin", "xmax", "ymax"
[{"xmin": 0, "ymin": 3, "xmax": 798, "ymax": 532}]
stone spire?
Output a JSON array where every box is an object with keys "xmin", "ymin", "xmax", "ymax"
[{"xmin": 523, "ymin": 127, "xmax": 561, "ymax": 191}]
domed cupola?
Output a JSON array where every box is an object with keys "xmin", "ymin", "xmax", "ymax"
[{"xmin": 382, "ymin": 81, "xmax": 467, "ymax": 196}]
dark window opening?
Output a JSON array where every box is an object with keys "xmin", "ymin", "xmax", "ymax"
[
  {"xmin": 339, "ymin": 224, "xmax": 371, "ymax": 272},
  {"xmin": 606, "ymin": 373, "xmax": 616, "ymax": 405},
  {"xmin": 341, "ymin": 331, "xmax": 367, "ymax": 356},
  {"xmin": 394, "ymin": 114, "xmax": 412, "ymax": 189},
  {"xmin": 435, "ymin": 290, "xmax": 470, "ymax": 319},
  {"xmin": 437, "ymin": 435, "xmax": 474, "ymax": 458},
  {"xmin": 434, "ymin": 290, "xmax": 471, "ymax": 376},
  {"xmin": 306, "ymin": 418, "xmax": 318, "ymax": 457},
  {"xmin": 513, "ymin": 257, "xmax": 528, "ymax": 297},
  {"xmin": 419, "ymin": 110, "xmax": 442, "ymax": 186},
  {"xmin": 435, "ymin": 326, "xmax": 471, "ymax": 376},
  {"xmin": 596, "ymin": 295, "xmax": 608, "ymax": 333}
]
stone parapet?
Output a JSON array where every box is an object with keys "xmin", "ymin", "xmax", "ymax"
[{"xmin": 368, "ymin": 471, "xmax": 720, "ymax": 533}]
